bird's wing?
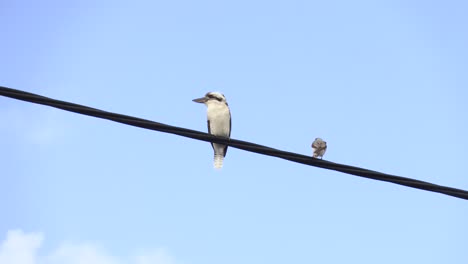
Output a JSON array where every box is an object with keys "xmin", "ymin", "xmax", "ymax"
[
  {"xmin": 228, "ymin": 113, "xmax": 232, "ymax": 137},
  {"xmin": 207, "ymin": 120, "xmax": 215, "ymax": 152},
  {"xmin": 223, "ymin": 115, "xmax": 231, "ymax": 157},
  {"xmin": 223, "ymin": 144, "xmax": 228, "ymax": 157}
]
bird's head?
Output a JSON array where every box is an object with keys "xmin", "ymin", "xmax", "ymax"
[
  {"xmin": 312, "ymin": 138, "xmax": 327, "ymax": 148},
  {"xmin": 193, "ymin": 92, "xmax": 228, "ymax": 106}
]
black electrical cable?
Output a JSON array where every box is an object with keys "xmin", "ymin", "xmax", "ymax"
[{"xmin": 1, "ymin": 85, "xmax": 467, "ymax": 200}]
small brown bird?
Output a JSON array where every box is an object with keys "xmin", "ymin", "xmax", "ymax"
[{"xmin": 311, "ymin": 138, "xmax": 327, "ymax": 159}]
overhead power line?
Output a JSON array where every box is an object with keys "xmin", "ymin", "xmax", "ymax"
[{"xmin": 1, "ymin": 85, "xmax": 467, "ymax": 200}]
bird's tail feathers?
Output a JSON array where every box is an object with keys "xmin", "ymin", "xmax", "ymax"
[{"xmin": 213, "ymin": 154, "xmax": 224, "ymax": 169}]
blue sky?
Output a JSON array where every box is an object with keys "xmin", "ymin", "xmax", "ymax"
[{"xmin": 1, "ymin": 0, "xmax": 467, "ymax": 263}]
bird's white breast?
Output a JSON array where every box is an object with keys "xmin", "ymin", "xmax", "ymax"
[{"xmin": 206, "ymin": 102, "xmax": 231, "ymax": 137}]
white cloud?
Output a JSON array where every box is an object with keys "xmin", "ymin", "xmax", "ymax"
[
  {"xmin": 0, "ymin": 230, "xmax": 43, "ymax": 264},
  {"xmin": 0, "ymin": 230, "xmax": 177, "ymax": 264}
]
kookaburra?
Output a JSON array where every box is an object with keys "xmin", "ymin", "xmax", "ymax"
[
  {"xmin": 311, "ymin": 138, "xmax": 327, "ymax": 159},
  {"xmin": 193, "ymin": 92, "xmax": 231, "ymax": 169}
]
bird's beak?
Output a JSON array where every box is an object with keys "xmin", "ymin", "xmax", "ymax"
[{"xmin": 192, "ymin": 97, "xmax": 207, "ymax": 103}]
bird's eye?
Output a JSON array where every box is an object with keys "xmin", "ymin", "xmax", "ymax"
[{"xmin": 211, "ymin": 96, "xmax": 222, "ymax": 102}]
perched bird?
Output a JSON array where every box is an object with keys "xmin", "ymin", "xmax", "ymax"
[
  {"xmin": 311, "ymin": 138, "xmax": 327, "ymax": 159},
  {"xmin": 193, "ymin": 92, "xmax": 231, "ymax": 169}
]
